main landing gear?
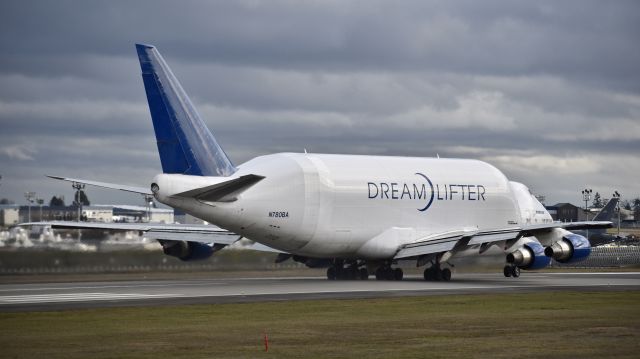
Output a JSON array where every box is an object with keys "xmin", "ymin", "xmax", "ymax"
[
  {"xmin": 326, "ymin": 260, "xmax": 404, "ymax": 281},
  {"xmin": 423, "ymin": 265, "xmax": 451, "ymax": 281},
  {"xmin": 326, "ymin": 260, "xmax": 369, "ymax": 280},
  {"xmin": 374, "ymin": 265, "xmax": 403, "ymax": 281},
  {"xmin": 503, "ymin": 265, "xmax": 521, "ymax": 278},
  {"xmin": 423, "ymin": 254, "xmax": 452, "ymax": 281}
]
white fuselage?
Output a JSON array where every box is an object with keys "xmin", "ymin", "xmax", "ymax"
[{"xmin": 153, "ymin": 153, "xmax": 552, "ymax": 259}]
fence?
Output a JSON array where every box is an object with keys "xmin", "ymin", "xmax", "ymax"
[
  {"xmin": 0, "ymin": 246, "xmax": 638, "ymax": 275},
  {"xmin": 550, "ymin": 246, "xmax": 640, "ymax": 268}
]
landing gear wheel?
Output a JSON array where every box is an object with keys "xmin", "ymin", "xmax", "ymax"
[
  {"xmin": 424, "ymin": 267, "xmax": 439, "ymax": 281},
  {"xmin": 385, "ymin": 268, "xmax": 395, "ymax": 280},
  {"xmin": 393, "ymin": 268, "xmax": 404, "ymax": 281},
  {"xmin": 423, "ymin": 267, "xmax": 434, "ymax": 281},
  {"xmin": 327, "ymin": 267, "xmax": 337, "ymax": 280},
  {"xmin": 503, "ymin": 265, "xmax": 512, "ymax": 277},
  {"xmin": 375, "ymin": 266, "xmax": 397, "ymax": 280},
  {"xmin": 441, "ymin": 268, "xmax": 451, "ymax": 282},
  {"xmin": 503, "ymin": 265, "xmax": 520, "ymax": 278},
  {"xmin": 359, "ymin": 268, "xmax": 369, "ymax": 280},
  {"xmin": 346, "ymin": 266, "xmax": 358, "ymax": 280},
  {"xmin": 424, "ymin": 266, "xmax": 451, "ymax": 281}
]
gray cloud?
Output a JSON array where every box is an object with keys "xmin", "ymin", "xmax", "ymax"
[{"xmin": 0, "ymin": 0, "xmax": 638, "ymax": 206}]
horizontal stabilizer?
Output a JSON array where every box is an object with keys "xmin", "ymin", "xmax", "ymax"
[
  {"xmin": 47, "ymin": 175, "xmax": 151, "ymax": 195},
  {"xmin": 174, "ymin": 174, "xmax": 265, "ymax": 202}
]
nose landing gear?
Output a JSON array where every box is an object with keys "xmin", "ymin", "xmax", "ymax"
[{"xmin": 503, "ymin": 265, "xmax": 520, "ymax": 278}]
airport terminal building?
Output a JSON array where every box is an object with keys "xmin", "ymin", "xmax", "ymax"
[{"xmin": 3, "ymin": 204, "xmax": 174, "ymax": 226}]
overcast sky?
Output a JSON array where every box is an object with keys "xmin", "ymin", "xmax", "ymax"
[{"xmin": 0, "ymin": 0, "xmax": 638, "ymax": 207}]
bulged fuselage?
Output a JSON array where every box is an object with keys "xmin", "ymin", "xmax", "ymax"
[{"xmin": 153, "ymin": 153, "xmax": 552, "ymax": 259}]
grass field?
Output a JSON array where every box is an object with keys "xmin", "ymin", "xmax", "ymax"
[{"xmin": 1, "ymin": 291, "xmax": 639, "ymax": 358}]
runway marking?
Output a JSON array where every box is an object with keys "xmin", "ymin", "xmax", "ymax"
[
  {"xmin": 3, "ymin": 272, "xmax": 635, "ymax": 293},
  {"xmin": 0, "ymin": 282, "xmax": 229, "ymax": 293},
  {"xmin": 1, "ymin": 272, "xmax": 638, "ymax": 307},
  {"xmin": 125, "ymin": 282, "xmax": 636, "ymax": 302},
  {"xmin": 0, "ymin": 277, "xmax": 327, "ymax": 293},
  {"xmin": 2, "ymin": 282, "xmax": 630, "ymax": 305},
  {"xmin": 0, "ymin": 292, "xmax": 182, "ymax": 305},
  {"xmin": 543, "ymin": 272, "xmax": 640, "ymax": 275}
]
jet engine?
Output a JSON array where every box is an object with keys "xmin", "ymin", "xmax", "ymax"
[
  {"xmin": 159, "ymin": 240, "xmax": 221, "ymax": 261},
  {"xmin": 506, "ymin": 242, "xmax": 551, "ymax": 270},
  {"xmin": 544, "ymin": 233, "xmax": 591, "ymax": 263}
]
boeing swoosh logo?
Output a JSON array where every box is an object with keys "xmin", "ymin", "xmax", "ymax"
[{"xmin": 414, "ymin": 172, "xmax": 435, "ymax": 212}]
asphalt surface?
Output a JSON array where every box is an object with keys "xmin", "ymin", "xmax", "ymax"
[{"xmin": 1, "ymin": 272, "xmax": 639, "ymax": 311}]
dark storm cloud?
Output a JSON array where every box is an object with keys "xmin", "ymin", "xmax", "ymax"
[
  {"xmin": 0, "ymin": 0, "xmax": 638, "ymax": 205},
  {"xmin": 2, "ymin": 1, "xmax": 639, "ymax": 86}
]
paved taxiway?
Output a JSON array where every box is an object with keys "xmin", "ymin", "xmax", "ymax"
[{"xmin": 1, "ymin": 272, "xmax": 639, "ymax": 311}]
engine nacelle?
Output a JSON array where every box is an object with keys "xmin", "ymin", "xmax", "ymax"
[
  {"xmin": 545, "ymin": 234, "xmax": 591, "ymax": 263},
  {"xmin": 506, "ymin": 242, "xmax": 551, "ymax": 270},
  {"xmin": 160, "ymin": 240, "xmax": 218, "ymax": 261}
]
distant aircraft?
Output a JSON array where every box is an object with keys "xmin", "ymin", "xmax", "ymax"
[
  {"xmin": 573, "ymin": 198, "xmax": 621, "ymax": 246},
  {"xmin": 27, "ymin": 44, "xmax": 612, "ymax": 281}
]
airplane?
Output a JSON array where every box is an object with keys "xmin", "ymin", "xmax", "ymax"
[
  {"xmin": 572, "ymin": 197, "xmax": 622, "ymax": 246},
  {"xmin": 24, "ymin": 43, "xmax": 612, "ymax": 281}
]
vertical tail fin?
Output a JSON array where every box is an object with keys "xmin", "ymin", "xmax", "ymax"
[
  {"xmin": 592, "ymin": 197, "xmax": 619, "ymax": 221},
  {"xmin": 136, "ymin": 43, "xmax": 236, "ymax": 177}
]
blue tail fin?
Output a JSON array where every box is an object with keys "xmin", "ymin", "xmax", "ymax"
[{"xmin": 136, "ymin": 43, "xmax": 236, "ymax": 177}]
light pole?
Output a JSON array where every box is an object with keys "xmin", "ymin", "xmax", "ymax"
[
  {"xmin": 72, "ymin": 182, "xmax": 85, "ymax": 222},
  {"xmin": 144, "ymin": 195, "xmax": 154, "ymax": 222},
  {"xmin": 37, "ymin": 198, "xmax": 44, "ymax": 221},
  {"xmin": 582, "ymin": 188, "xmax": 592, "ymax": 238},
  {"xmin": 613, "ymin": 191, "xmax": 621, "ymax": 236},
  {"xmin": 24, "ymin": 191, "xmax": 35, "ymax": 222},
  {"xmin": 582, "ymin": 188, "xmax": 592, "ymax": 213}
]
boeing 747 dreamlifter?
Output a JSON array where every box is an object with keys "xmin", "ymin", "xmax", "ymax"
[{"xmin": 30, "ymin": 44, "xmax": 612, "ymax": 281}]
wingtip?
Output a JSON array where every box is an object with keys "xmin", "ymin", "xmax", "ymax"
[{"xmin": 46, "ymin": 175, "xmax": 65, "ymax": 180}]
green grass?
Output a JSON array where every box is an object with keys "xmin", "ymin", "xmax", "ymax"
[{"xmin": 2, "ymin": 291, "xmax": 639, "ymax": 359}]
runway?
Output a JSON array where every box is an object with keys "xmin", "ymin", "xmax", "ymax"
[{"xmin": 1, "ymin": 272, "xmax": 639, "ymax": 311}]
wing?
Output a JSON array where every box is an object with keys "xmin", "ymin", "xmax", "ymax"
[
  {"xmin": 20, "ymin": 221, "xmax": 288, "ymax": 254},
  {"xmin": 393, "ymin": 228, "xmax": 520, "ymax": 260},
  {"xmin": 552, "ymin": 221, "xmax": 613, "ymax": 231},
  {"xmin": 393, "ymin": 221, "xmax": 612, "ymax": 260},
  {"xmin": 21, "ymin": 221, "xmax": 238, "ymax": 245}
]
